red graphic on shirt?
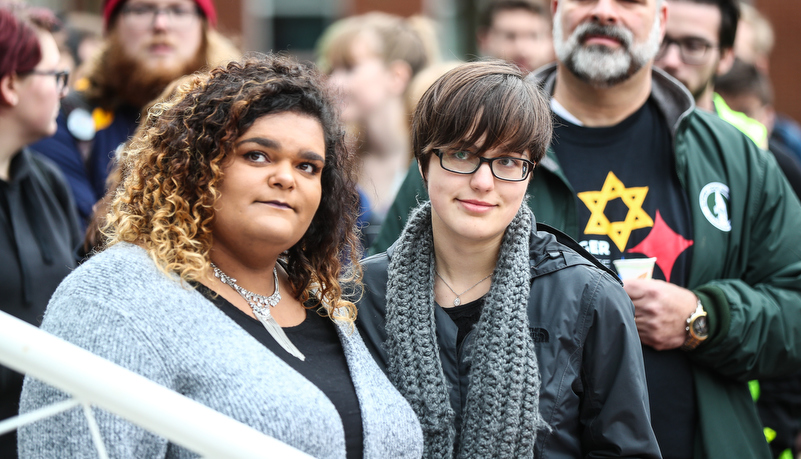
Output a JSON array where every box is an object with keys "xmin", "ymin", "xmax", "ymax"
[{"xmin": 627, "ymin": 210, "xmax": 693, "ymax": 283}]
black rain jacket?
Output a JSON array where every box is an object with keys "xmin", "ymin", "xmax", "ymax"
[{"xmin": 356, "ymin": 221, "xmax": 663, "ymax": 458}]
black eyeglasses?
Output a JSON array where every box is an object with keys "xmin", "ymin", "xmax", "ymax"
[
  {"xmin": 120, "ymin": 3, "xmax": 200, "ymax": 29},
  {"xmin": 20, "ymin": 70, "xmax": 70, "ymax": 94},
  {"xmin": 655, "ymin": 36, "xmax": 718, "ymax": 65},
  {"xmin": 433, "ymin": 149, "xmax": 535, "ymax": 182}
]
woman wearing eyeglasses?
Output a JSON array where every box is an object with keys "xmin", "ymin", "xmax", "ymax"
[
  {"xmin": 355, "ymin": 60, "xmax": 662, "ymax": 458},
  {"xmin": 0, "ymin": 4, "xmax": 81, "ymax": 457}
]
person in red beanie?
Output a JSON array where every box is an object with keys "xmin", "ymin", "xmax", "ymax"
[{"xmin": 31, "ymin": 0, "xmax": 239, "ymax": 230}]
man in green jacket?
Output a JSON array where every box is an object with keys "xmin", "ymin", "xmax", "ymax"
[{"xmin": 371, "ymin": 0, "xmax": 801, "ymax": 457}]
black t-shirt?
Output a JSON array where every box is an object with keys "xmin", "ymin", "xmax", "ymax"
[
  {"xmin": 196, "ymin": 284, "xmax": 364, "ymax": 459},
  {"xmin": 441, "ymin": 297, "xmax": 485, "ymax": 349},
  {"xmin": 551, "ymin": 99, "xmax": 696, "ymax": 459}
]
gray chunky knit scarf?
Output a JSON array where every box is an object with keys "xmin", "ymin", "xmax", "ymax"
[{"xmin": 384, "ymin": 201, "xmax": 544, "ymax": 458}]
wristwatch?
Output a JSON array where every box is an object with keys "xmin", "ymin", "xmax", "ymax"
[{"xmin": 681, "ymin": 297, "xmax": 708, "ymax": 351}]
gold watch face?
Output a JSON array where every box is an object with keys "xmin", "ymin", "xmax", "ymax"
[{"xmin": 691, "ymin": 315, "xmax": 708, "ymax": 339}]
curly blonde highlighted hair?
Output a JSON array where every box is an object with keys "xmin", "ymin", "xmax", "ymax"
[{"xmin": 105, "ymin": 53, "xmax": 362, "ymax": 323}]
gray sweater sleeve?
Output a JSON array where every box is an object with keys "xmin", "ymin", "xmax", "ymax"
[{"xmin": 18, "ymin": 286, "xmax": 173, "ymax": 458}]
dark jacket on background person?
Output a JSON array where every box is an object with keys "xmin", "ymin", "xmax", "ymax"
[
  {"xmin": 357, "ymin": 222, "xmax": 662, "ymax": 458},
  {"xmin": 0, "ymin": 148, "xmax": 82, "ymax": 457},
  {"xmin": 767, "ymin": 140, "xmax": 801, "ymax": 198},
  {"xmin": 371, "ymin": 65, "xmax": 801, "ymax": 459},
  {"xmin": 773, "ymin": 115, "xmax": 801, "ymax": 167},
  {"xmin": 31, "ymin": 92, "xmax": 139, "ymax": 226}
]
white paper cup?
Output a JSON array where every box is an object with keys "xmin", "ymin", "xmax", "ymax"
[{"xmin": 612, "ymin": 257, "xmax": 657, "ymax": 280}]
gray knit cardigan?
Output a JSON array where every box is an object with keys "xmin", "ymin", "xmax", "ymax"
[{"xmin": 18, "ymin": 243, "xmax": 423, "ymax": 459}]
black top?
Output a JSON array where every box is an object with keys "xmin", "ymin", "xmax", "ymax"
[
  {"xmin": 196, "ymin": 284, "xmax": 364, "ymax": 459},
  {"xmin": 0, "ymin": 150, "xmax": 82, "ymax": 327},
  {"xmin": 0, "ymin": 149, "xmax": 82, "ymax": 457},
  {"xmin": 441, "ymin": 298, "xmax": 485, "ymax": 349},
  {"xmin": 551, "ymin": 99, "xmax": 696, "ymax": 459}
]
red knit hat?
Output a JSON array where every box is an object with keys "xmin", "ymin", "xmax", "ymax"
[{"xmin": 102, "ymin": 0, "xmax": 217, "ymax": 31}]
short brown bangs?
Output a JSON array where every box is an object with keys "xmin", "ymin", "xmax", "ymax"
[{"xmin": 417, "ymin": 67, "xmax": 552, "ymax": 164}]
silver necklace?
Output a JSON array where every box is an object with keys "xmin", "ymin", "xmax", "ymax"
[
  {"xmin": 435, "ymin": 269, "xmax": 493, "ymax": 307},
  {"xmin": 211, "ymin": 262, "xmax": 305, "ymax": 361}
]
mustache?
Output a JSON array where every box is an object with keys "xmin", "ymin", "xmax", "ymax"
[{"xmin": 574, "ymin": 22, "xmax": 634, "ymax": 48}]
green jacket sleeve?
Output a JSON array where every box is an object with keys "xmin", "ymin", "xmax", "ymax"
[
  {"xmin": 369, "ymin": 162, "xmax": 427, "ymax": 255},
  {"xmin": 687, "ymin": 142, "xmax": 801, "ymax": 382}
]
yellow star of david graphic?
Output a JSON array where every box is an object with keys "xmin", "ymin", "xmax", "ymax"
[{"xmin": 577, "ymin": 172, "xmax": 654, "ymax": 251}]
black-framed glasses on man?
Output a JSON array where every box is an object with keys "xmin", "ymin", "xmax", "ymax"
[
  {"xmin": 120, "ymin": 3, "xmax": 200, "ymax": 29},
  {"xmin": 433, "ymin": 149, "xmax": 535, "ymax": 182},
  {"xmin": 655, "ymin": 36, "xmax": 718, "ymax": 65},
  {"xmin": 20, "ymin": 70, "xmax": 70, "ymax": 94}
]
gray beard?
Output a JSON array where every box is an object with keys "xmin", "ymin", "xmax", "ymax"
[{"xmin": 553, "ymin": 13, "xmax": 662, "ymax": 88}]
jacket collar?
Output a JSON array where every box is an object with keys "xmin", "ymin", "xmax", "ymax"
[
  {"xmin": 529, "ymin": 222, "xmax": 621, "ymax": 283},
  {"xmin": 6, "ymin": 148, "xmax": 36, "ymax": 184},
  {"xmin": 528, "ymin": 62, "xmax": 696, "ymax": 138}
]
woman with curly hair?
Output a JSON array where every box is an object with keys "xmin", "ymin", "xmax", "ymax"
[{"xmin": 18, "ymin": 53, "xmax": 423, "ymax": 459}]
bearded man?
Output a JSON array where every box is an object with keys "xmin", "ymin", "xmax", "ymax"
[
  {"xmin": 372, "ymin": 1, "xmax": 801, "ymax": 458},
  {"xmin": 32, "ymin": 0, "xmax": 238, "ymax": 225},
  {"xmin": 533, "ymin": 1, "xmax": 801, "ymax": 457}
]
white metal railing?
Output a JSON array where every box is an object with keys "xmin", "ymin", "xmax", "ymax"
[{"xmin": 0, "ymin": 310, "xmax": 312, "ymax": 459}]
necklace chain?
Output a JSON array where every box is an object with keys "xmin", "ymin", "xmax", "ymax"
[
  {"xmin": 210, "ymin": 262, "xmax": 305, "ymax": 361},
  {"xmin": 211, "ymin": 262, "xmax": 281, "ymax": 311},
  {"xmin": 435, "ymin": 269, "xmax": 492, "ymax": 307}
]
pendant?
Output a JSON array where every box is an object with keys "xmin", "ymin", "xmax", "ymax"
[
  {"xmin": 252, "ymin": 307, "xmax": 306, "ymax": 361},
  {"xmin": 453, "ymin": 297, "xmax": 461, "ymax": 307},
  {"xmin": 211, "ymin": 263, "xmax": 305, "ymax": 360}
]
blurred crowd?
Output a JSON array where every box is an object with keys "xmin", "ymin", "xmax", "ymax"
[{"xmin": 1, "ymin": 0, "xmax": 801, "ymax": 458}]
